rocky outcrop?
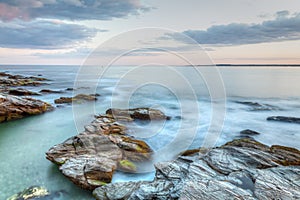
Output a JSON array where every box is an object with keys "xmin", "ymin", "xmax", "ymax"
[
  {"xmin": 54, "ymin": 94, "xmax": 99, "ymax": 104},
  {"xmin": 0, "ymin": 72, "xmax": 48, "ymax": 88},
  {"xmin": 0, "ymin": 72, "xmax": 53, "ymax": 123},
  {"xmin": 93, "ymin": 138, "xmax": 300, "ymax": 200},
  {"xmin": 267, "ymin": 116, "xmax": 300, "ymax": 124},
  {"xmin": 46, "ymin": 108, "xmax": 169, "ymax": 190},
  {"xmin": 106, "ymin": 108, "xmax": 171, "ymax": 120},
  {"xmin": 0, "ymin": 94, "xmax": 53, "ymax": 123}
]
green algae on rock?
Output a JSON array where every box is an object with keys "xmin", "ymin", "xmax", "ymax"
[{"xmin": 118, "ymin": 160, "xmax": 137, "ymax": 172}]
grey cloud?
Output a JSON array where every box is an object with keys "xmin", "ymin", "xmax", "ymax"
[
  {"xmin": 0, "ymin": 0, "xmax": 149, "ymax": 21},
  {"xmin": 0, "ymin": 20, "xmax": 98, "ymax": 49},
  {"xmin": 169, "ymin": 11, "xmax": 300, "ymax": 46},
  {"xmin": 275, "ymin": 10, "xmax": 290, "ymax": 18}
]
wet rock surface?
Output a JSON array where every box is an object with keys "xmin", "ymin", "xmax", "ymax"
[
  {"xmin": 39, "ymin": 89, "xmax": 64, "ymax": 94},
  {"xmin": 54, "ymin": 94, "xmax": 99, "ymax": 104},
  {"xmin": 0, "ymin": 94, "xmax": 53, "ymax": 123},
  {"xmin": 46, "ymin": 108, "xmax": 168, "ymax": 190},
  {"xmin": 93, "ymin": 138, "xmax": 300, "ymax": 200},
  {"xmin": 267, "ymin": 116, "xmax": 300, "ymax": 124},
  {"xmin": 9, "ymin": 88, "xmax": 40, "ymax": 96},
  {"xmin": 7, "ymin": 186, "xmax": 66, "ymax": 200},
  {"xmin": 235, "ymin": 101, "xmax": 281, "ymax": 111},
  {"xmin": 0, "ymin": 72, "xmax": 53, "ymax": 123},
  {"xmin": 106, "ymin": 108, "xmax": 171, "ymax": 121}
]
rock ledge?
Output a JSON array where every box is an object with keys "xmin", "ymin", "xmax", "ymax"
[{"xmin": 93, "ymin": 138, "xmax": 300, "ymax": 200}]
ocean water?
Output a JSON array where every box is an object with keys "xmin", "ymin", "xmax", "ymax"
[{"xmin": 0, "ymin": 65, "xmax": 300, "ymax": 199}]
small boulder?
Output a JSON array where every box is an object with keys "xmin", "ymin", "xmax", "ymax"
[{"xmin": 240, "ymin": 129, "xmax": 261, "ymax": 135}]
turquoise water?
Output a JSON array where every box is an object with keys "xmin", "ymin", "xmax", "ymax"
[
  {"xmin": 0, "ymin": 106, "xmax": 94, "ymax": 199},
  {"xmin": 1, "ymin": 65, "xmax": 300, "ymax": 199}
]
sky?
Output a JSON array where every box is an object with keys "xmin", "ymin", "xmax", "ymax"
[{"xmin": 0, "ymin": 0, "xmax": 300, "ymax": 65}]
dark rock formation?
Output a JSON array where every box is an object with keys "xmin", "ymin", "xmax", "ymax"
[
  {"xmin": 0, "ymin": 94, "xmax": 53, "ymax": 123},
  {"xmin": 9, "ymin": 88, "xmax": 40, "ymax": 96},
  {"xmin": 106, "ymin": 108, "xmax": 171, "ymax": 121},
  {"xmin": 54, "ymin": 94, "xmax": 99, "ymax": 104},
  {"xmin": 66, "ymin": 88, "xmax": 74, "ymax": 91},
  {"xmin": 46, "ymin": 108, "xmax": 168, "ymax": 190},
  {"xmin": 7, "ymin": 186, "xmax": 50, "ymax": 200},
  {"xmin": 240, "ymin": 129, "xmax": 261, "ymax": 135},
  {"xmin": 93, "ymin": 138, "xmax": 300, "ymax": 200},
  {"xmin": 235, "ymin": 101, "xmax": 281, "ymax": 111},
  {"xmin": 267, "ymin": 116, "xmax": 300, "ymax": 124},
  {"xmin": 39, "ymin": 89, "xmax": 64, "ymax": 94}
]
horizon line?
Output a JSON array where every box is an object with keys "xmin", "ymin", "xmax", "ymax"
[{"xmin": 1, "ymin": 64, "xmax": 300, "ymax": 67}]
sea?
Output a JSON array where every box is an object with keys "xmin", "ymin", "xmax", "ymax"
[{"xmin": 0, "ymin": 65, "xmax": 300, "ymax": 199}]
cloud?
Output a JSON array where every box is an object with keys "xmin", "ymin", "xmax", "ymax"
[
  {"xmin": 0, "ymin": 20, "xmax": 98, "ymax": 49},
  {"xmin": 168, "ymin": 11, "xmax": 300, "ymax": 46},
  {"xmin": 0, "ymin": 0, "xmax": 150, "ymax": 21}
]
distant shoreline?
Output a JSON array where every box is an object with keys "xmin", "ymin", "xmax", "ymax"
[
  {"xmin": 215, "ymin": 64, "xmax": 300, "ymax": 67},
  {"xmin": 1, "ymin": 64, "xmax": 300, "ymax": 67}
]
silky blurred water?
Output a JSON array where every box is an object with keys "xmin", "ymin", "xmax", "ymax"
[{"xmin": 0, "ymin": 65, "xmax": 300, "ymax": 199}]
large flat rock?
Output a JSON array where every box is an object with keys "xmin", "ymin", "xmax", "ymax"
[
  {"xmin": 93, "ymin": 138, "xmax": 300, "ymax": 200},
  {"xmin": 0, "ymin": 94, "xmax": 53, "ymax": 123}
]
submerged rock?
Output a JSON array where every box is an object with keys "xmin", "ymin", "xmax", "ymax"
[
  {"xmin": 93, "ymin": 138, "xmax": 300, "ymax": 200},
  {"xmin": 7, "ymin": 186, "xmax": 67, "ymax": 200},
  {"xmin": 46, "ymin": 108, "xmax": 164, "ymax": 190},
  {"xmin": 7, "ymin": 186, "xmax": 49, "ymax": 200},
  {"xmin": 54, "ymin": 94, "xmax": 99, "ymax": 104},
  {"xmin": 235, "ymin": 101, "xmax": 281, "ymax": 111},
  {"xmin": 267, "ymin": 116, "xmax": 300, "ymax": 124},
  {"xmin": 0, "ymin": 94, "xmax": 53, "ymax": 123}
]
